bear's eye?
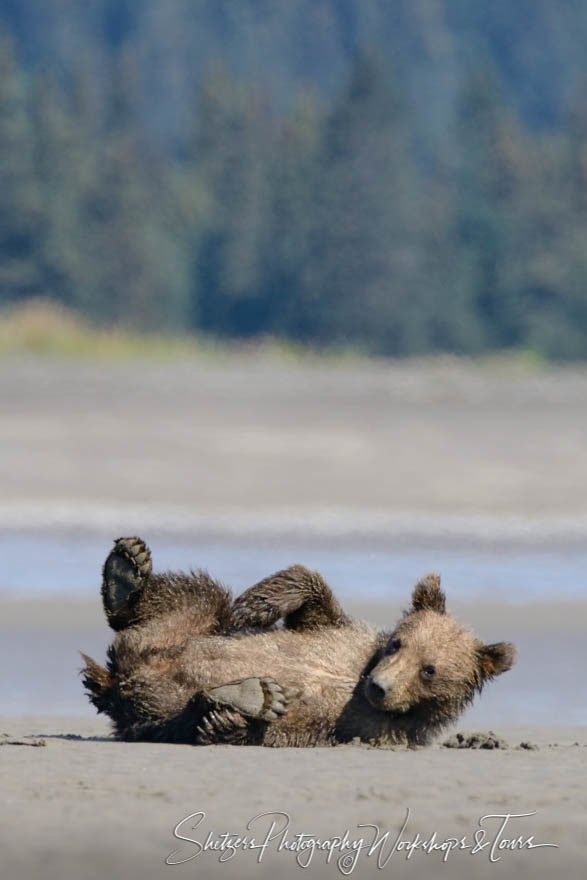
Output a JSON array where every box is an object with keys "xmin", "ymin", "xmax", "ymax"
[
  {"xmin": 386, "ymin": 638, "xmax": 401, "ymax": 655},
  {"xmin": 421, "ymin": 665, "xmax": 436, "ymax": 678}
]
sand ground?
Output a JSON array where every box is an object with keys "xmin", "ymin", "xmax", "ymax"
[{"xmin": 2, "ymin": 715, "xmax": 585, "ymax": 880}]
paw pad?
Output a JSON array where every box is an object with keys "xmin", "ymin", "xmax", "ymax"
[{"xmin": 112, "ymin": 537, "xmax": 152, "ymax": 580}]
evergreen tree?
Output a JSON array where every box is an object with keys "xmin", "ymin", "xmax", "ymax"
[
  {"xmin": 298, "ymin": 50, "xmax": 426, "ymax": 354},
  {"xmin": 76, "ymin": 51, "xmax": 190, "ymax": 330},
  {"xmin": 260, "ymin": 93, "xmax": 323, "ymax": 339},
  {"xmin": 452, "ymin": 66, "xmax": 524, "ymax": 350},
  {"xmin": 0, "ymin": 32, "xmax": 43, "ymax": 303},
  {"xmin": 191, "ymin": 66, "xmax": 274, "ymax": 336}
]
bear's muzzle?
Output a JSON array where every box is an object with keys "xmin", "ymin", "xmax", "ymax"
[{"xmin": 365, "ymin": 675, "xmax": 388, "ymax": 709}]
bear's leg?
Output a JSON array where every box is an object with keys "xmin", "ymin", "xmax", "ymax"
[
  {"xmin": 195, "ymin": 677, "xmax": 290, "ymax": 745},
  {"xmin": 101, "ymin": 536, "xmax": 152, "ymax": 630},
  {"xmin": 101, "ymin": 536, "xmax": 234, "ymax": 634},
  {"xmin": 231, "ymin": 565, "xmax": 350, "ymax": 631}
]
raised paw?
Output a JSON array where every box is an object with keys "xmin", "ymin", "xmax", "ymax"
[
  {"xmin": 231, "ymin": 565, "xmax": 349, "ymax": 632},
  {"xmin": 206, "ymin": 676, "xmax": 289, "ymax": 721},
  {"xmin": 230, "ymin": 566, "xmax": 313, "ymax": 630},
  {"xmin": 110, "ymin": 536, "xmax": 152, "ymax": 581},
  {"xmin": 101, "ymin": 536, "xmax": 152, "ymax": 629}
]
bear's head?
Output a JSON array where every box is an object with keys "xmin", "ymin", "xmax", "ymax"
[{"xmin": 364, "ymin": 574, "xmax": 516, "ymax": 726}]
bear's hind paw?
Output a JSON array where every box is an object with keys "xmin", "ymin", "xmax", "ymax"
[{"xmin": 206, "ymin": 676, "xmax": 289, "ymax": 721}]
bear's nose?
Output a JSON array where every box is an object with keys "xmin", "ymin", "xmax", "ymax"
[{"xmin": 365, "ymin": 676, "xmax": 387, "ymax": 707}]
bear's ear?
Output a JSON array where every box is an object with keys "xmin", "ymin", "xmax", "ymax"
[
  {"xmin": 411, "ymin": 573, "xmax": 446, "ymax": 614},
  {"xmin": 477, "ymin": 642, "xmax": 517, "ymax": 680}
]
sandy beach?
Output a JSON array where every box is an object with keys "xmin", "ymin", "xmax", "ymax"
[
  {"xmin": 1, "ymin": 355, "xmax": 586, "ymax": 879},
  {"xmin": 2, "ymin": 714, "xmax": 584, "ymax": 880}
]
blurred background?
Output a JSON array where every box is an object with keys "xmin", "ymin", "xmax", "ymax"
[
  {"xmin": 1, "ymin": 0, "xmax": 586, "ymax": 725},
  {"xmin": 1, "ymin": 0, "xmax": 587, "ymax": 356}
]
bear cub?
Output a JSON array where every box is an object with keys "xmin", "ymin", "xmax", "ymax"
[{"xmin": 82, "ymin": 537, "xmax": 516, "ymax": 747}]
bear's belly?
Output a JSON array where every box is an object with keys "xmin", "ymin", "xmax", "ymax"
[{"xmin": 195, "ymin": 624, "xmax": 376, "ymax": 690}]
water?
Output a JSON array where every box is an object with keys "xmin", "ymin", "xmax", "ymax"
[{"xmin": 2, "ymin": 531, "xmax": 587, "ymax": 600}]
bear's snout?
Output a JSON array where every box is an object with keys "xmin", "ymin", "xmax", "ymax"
[{"xmin": 365, "ymin": 675, "xmax": 388, "ymax": 708}]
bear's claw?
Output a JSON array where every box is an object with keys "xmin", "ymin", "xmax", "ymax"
[{"xmin": 111, "ymin": 536, "xmax": 152, "ymax": 581}]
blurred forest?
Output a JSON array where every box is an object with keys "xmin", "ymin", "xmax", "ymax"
[{"xmin": 2, "ymin": 0, "xmax": 587, "ymax": 357}]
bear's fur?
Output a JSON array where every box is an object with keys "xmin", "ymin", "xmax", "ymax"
[{"xmin": 81, "ymin": 537, "xmax": 516, "ymax": 747}]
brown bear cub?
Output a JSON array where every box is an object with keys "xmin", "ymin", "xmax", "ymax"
[{"xmin": 81, "ymin": 537, "xmax": 516, "ymax": 747}]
